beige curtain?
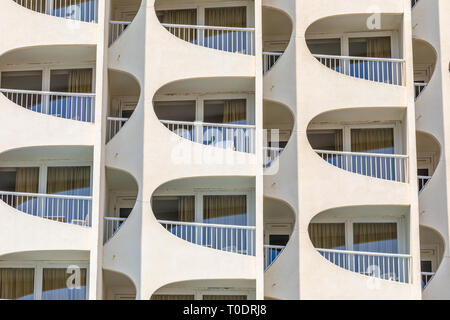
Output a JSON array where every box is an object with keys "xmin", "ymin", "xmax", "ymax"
[
  {"xmin": 15, "ymin": 168, "xmax": 39, "ymax": 193},
  {"xmin": 47, "ymin": 166, "xmax": 90, "ymax": 195},
  {"xmin": 151, "ymin": 294, "xmax": 195, "ymax": 300},
  {"xmin": 42, "ymin": 268, "xmax": 87, "ymax": 295},
  {"xmin": 0, "ymin": 268, "xmax": 34, "ymax": 300},
  {"xmin": 203, "ymin": 195, "xmax": 247, "ymax": 224},
  {"xmin": 334, "ymin": 130, "xmax": 343, "ymax": 152},
  {"xmin": 178, "ymin": 196, "xmax": 195, "ymax": 222},
  {"xmin": 353, "ymin": 223, "xmax": 397, "ymax": 252},
  {"xmin": 158, "ymin": 9, "xmax": 197, "ymax": 25},
  {"xmin": 205, "ymin": 7, "xmax": 247, "ymax": 27},
  {"xmin": 223, "ymin": 99, "xmax": 246, "ymax": 124},
  {"xmin": 367, "ymin": 37, "xmax": 391, "ymax": 58},
  {"xmin": 308, "ymin": 223, "xmax": 346, "ymax": 249},
  {"xmin": 351, "ymin": 128, "xmax": 394, "ymax": 153},
  {"xmin": 68, "ymin": 69, "xmax": 92, "ymax": 93},
  {"xmin": 203, "ymin": 295, "xmax": 247, "ymax": 300}
]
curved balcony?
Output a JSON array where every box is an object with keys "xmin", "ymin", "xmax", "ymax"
[
  {"xmin": 413, "ymin": 38, "xmax": 437, "ymax": 100},
  {"xmin": 417, "ymin": 130, "xmax": 441, "ymax": 193},
  {"xmin": 264, "ymin": 244, "xmax": 285, "ymax": 270},
  {"xmin": 263, "ymin": 52, "xmax": 282, "ymax": 74},
  {"xmin": 13, "ymin": 0, "xmax": 98, "ymax": 22},
  {"xmin": 420, "ymin": 226, "xmax": 445, "ymax": 290},
  {"xmin": 109, "ymin": 21, "xmax": 131, "ymax": 46},
  {"xmin": 0, "ymin": 89, "xmax": 95, "ymax": 122}
]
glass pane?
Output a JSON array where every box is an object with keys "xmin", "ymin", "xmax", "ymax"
[
  {"xmin": 204, "ymin": 99, "xmax": 247, "ymax": 124},
  {"xmin": 353, "ymin": 223, "xmax": 398, "ymax": 253},
  {"xmin": 1, "ymin": 71, "xmax": 43, "ymax": 91},
  {"xmin": 0, "ymin": 169, "xmax": 17, "ymax": 192},
  {"xmin": 154, "ymin": 101, "xmax": 196, "ymax": 122},
  {"xmin": 205, "ymin": 7, "xmax": 247, "ymax": 27},
  {"xmin": 50, "ymin": 69, "xmax": 92, "ymax": 93},
  {"xmin": 42, "ymin": 268, "xmax": 87, "ymax": 300},
  {"xmin": 308, "ymin": 223, "xmax": 346, "ymax": 250},
  {"xmin": 152, "ymin": 196, "xmax": 195, "ymax": 222},
  {"xmin": 203, "ymin": 195, "xmax": 247, "ymax": 225},
  {"xmin": 47, "ymin": 166, "xmax": 91, "ymax": 196},
  {"xmin": 306, "ymin": 38, "xmax": 341, "ymax": 55},
  {"xmin": 156, "ymin": 9, "xmax": 197, "ymax": 25},
  {"xmin": 307, "ymin": 129, "xmax": 343, "ymax": 151},
  {"xmin": 269, "ymin": 234, "xmax": 289, "ymax": 246},
  {"xmin": 0, "ymin": 268, "xmax": 34, "ymax": 300},
  {"xmin": 351, "ymin": 128, "xmax": 394, "ymax": 154},
  {"xmin": 349, "ymin": 37, "xmax": 391, "ymax": 58}
]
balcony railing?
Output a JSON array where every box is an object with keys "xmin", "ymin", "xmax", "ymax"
[
  {"xmin": 412, "ymin": 0, "xmax": 420, "ymax": 8},
  {"xmin": 418, "ymin": 175, "xmax": 431, "ymax": 193},
  {"xmin": 263, "ymin": 52, "xmax": 282, "ymax": 74},
  {"xmin": 13, "ymin": 0, "xmax": 98, "ymax": 22},
  {"xmin": 415, "ymin": 82, "xmax": 428, "ymax": 99},
  {"xmin": 106, "ymin": 116, "xmax": 128, "ymax": 142},
  {"xmin": 104, "ymin": 216, "xmax": 126, "ymax": 244},
  {"xmin": 161, "ymin": 23, "xmax": 255, "ymax": 56},
  {"xmin": 0, "ymin": 191, "xmax": 92, "ymax": 226},
  {"xmin": 109, "ymin": 20, "xmax": 131, "ymax": 46},
  {"xmin": 422, "ymin": 271, "xmax": 435, "ymax": 289},
  {"xmin": 263, "ymin": 146, "xmax": 284, "ymax": 168},
  {"xmin": 312, "ymin": 54, "xmax": 405, "ymax": 86},
  {"xmin": 158, "ymin": 220, "xmax": 256, "ymax": 256},
  {"xmin": 264, "ymin": 244, "xmax": 285, "ymax": 271},
  {"xmin": 317, "ymin": 248, "xmax": 412, "ymax": 284},
  {"xmin": 314, "ymin": 149, "xmax": 408, "ymax": 183},
  {"xmin": 0, "ymin": 88, "xmax": 95, "ymax": 123},
  {"xmin": 161, "ymin": 120, "xmax": 256, "ymax": 154}
]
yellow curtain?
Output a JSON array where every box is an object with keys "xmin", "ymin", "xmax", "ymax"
[
  {"xmin": 203, "ymin": 195, "xmax": 247, "ymax": 224},
  {"xmin": 205, "ymin": 7, "xmax": 247, "ymax": 27},
  {"xmin": 68, "ymin": 69, "xmax": 92, "ymax": 93},
  {"xmin": 47, "ymin": 167, "xmax": 90, "ymax": 195},
  {"xmin": 15, "ymin": 168, "xmax": 39, "ymax": 193},
  {"xmin": 178, "ymin": 196, "xmax": 195, "ymax": 222},
  {"xmin": 351, "ymin": 128, "xmax": 394, "ymax": 153},
  {"xmin": 42, "ymin": 268, "xmax": 87, "ymax": 294},
  {"xmin": 151, "ymin": 294, "xmax": 195, "ymax": 300},
  {"xmin": 367, "ymin": 37, "xmax": 391, "ymax": 58},
  {"xmin": 158, "ymin": 9, "xmax": 197, "ymax": 25},
  {"xmin": 0, "ymin": 268, "xmax": 34, "ymax": 300},
  {"xmin": 308, "ymin": 223, "xmax": 346, "ymax": 249},
  {"xmin": 353, "ymin": 223, "xmax": 397, "ymax": 252},
  {"xmin": 223, "ymin": 99, "xmax": 246, "ymax": 124},
  {"xmin": 203, "ymin": 295, "xmax": 247, "ymax": 300}
]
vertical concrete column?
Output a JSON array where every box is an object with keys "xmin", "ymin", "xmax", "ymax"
[{"xmin": 89, "ymin": 0, "xmax": 109, "ymax": 300}]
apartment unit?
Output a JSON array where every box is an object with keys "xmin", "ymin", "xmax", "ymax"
[{"xmin": 0, "ymin": 0, "xmax": 448, "ymax": 300}]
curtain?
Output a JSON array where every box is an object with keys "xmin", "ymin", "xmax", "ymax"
[
  {"xmin": 367, "ymin": 37, "xmax": 391, "ymax": 58},
  {"xmin": 178, "ymin": 196, "xmax": 195, "ymax": 222},
  {"xmin": 203, "ymin": 195, "xmax": 247, "ymax": 225},
  {"xmin": 0, "ymin": 268, "xmax": 34, "ymax": 300},
  {"xmin": 203, "ymin": 295, "xmax": 247, "ymax": 300},
  {"xmin": 158, "ymin": 9, "xmax": 197, "ymax": 25},
  {"xmin": 205, "ymin": 7, "xmax": 247, "ymax": 27},
  {"xmin": 15, "ymin": 168, "xmax": 39, "ymax": 193},
  {"xmin": 334, "ymin": 130, "xmax": 343, "ymax": 151},
  {"xmin": 351, "ymin": 128, "xmax": 394, "ymax": 154},
  {"xmin": 353, "ymin": 223, "xmax": 398, "ymax": 253},
  {"xmin": 47, "ymin": 166, "xmax": 90, "ymax": 196},
  {"xmin": 42, "ymin": 268, "xmax": 87, "ymax": 300},
  {"xmin": 308, "ymin": 223, "xmax": 346, "ymax": 249},
  {"xmin": 68, "ymin": 69, "xmax": 92, "ymax": 93},
  {"xmin": 223, "ymin": 99, "xmax": 246, "ymax": 124},
  {"xmin": 151, "ymin": 294, "xmax": 194, "ymax": 300}
]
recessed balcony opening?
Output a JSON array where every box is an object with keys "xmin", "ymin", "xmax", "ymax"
[
  {"xmin": 155, "ymin": 0, "xmax": 255, "ymax": 55},
  {"xmin": 0, "ymin": 45, "xmax": 96, "ymax": 122},
  {"xmin": 0, "ymin": 250, "xmax": 89, "ymax": 300},
  {"xmin": 307, "ymin": 108, "xmax": 409, "ymax": 182},
  {"xmin": 106, "ymin": 69, "xmax": 140, "ymax": 142},
  {"xmin": 263, "ymin": 197, "xmax": 295, "ymax": 271},
  {"xmin": 152, "ymin": 177, "xmax": 256, "ymax": 256},
  {"xmin": 416, "ymin": 131, "xmax": 440, "ymax": 193},
  {"xmin": 420, "ymin": 226, "xmax": 444, "ymax": 290},
  {"xmin": 309, "ymin": 206, "xmax": 412, "ymax": 284},
  {"xmin": 413, "ymin": 39, "xmax": 437, "ymax": 99},
  {"xmin": 263, "ymin": 100, "xmax": 294, "ymax": 168},
  {"xmin": 262, "ymin": 6, "xmax": 292, "ymax": 74},
  {"xmin": 151, "ymin": 279, "xmax": 256, "ymax": 300},
  {"xmin": 154, "ymin": 77, "xmax": 256, "ymax": 154},
  {"xmin": 305, "ymin": 14, "xmax": 405, "ymax": 86},
  {"xmin": 104, "ymin": 167, "xmax": 138, "ymax": 244},
  {"xmin": 109, "ymin": 0, "xmax": 142, "ymax": 45},
  {"xmin": 103, "ymin": 269, "xmax": 137, "ymax": 300},
  {"xmin": 13, "ymin": 0, "xmax": 98, "ymax": 22},
  {"xmin": 0, "ymin": 146, "xmax": 93, "ymax": 226}
]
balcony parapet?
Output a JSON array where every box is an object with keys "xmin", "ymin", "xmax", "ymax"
[
  {"xmin": 418, "ymin": 175, "xmax": 431, "ymax": 193},
  {"xmin": 104, "ymin": 216, "xmax": 127, "ymax": 244},
  {"xmin": 415, "ymin": 82, "xmax": 428, "ymax": 100},
  {"xmin": 264, "ymin": 244, "xmax": 285, "ymax": 271},
  {"xmin": 109, "ymin": 20, "xmax": 131, "ymax": 46},
  {"xmin": 263, "ymin": 52, "xmax": 282, "ymax": 74}
]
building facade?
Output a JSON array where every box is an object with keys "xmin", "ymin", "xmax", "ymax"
[{"xmin": 0, "ymin": 0, "xmax": 447, "ymax": 300}]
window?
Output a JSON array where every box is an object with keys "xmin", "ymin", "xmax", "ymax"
[
  {"xmin": 349, "ymin": 37, "xmax": 391, "ymax": 58},
  {"xmin": 47, "ymin": 166, "xmax": 91, "ymax": 196},
  {"xmin": 0, "ymin": 168, "xmax": 39, "ymax": 194},
  {"xmin": 205, "ymin": 7, "xmax": 247, "ymax": 28},
  {"xmin": 50, "ymin": 69, "xmax": 93, "ymax": 93},
  {"xmin": 308, "ymin": 223, "xmax": 346, "ymax": 250},
  {"xmin": 156, "ymin": 9, "xmax": 197, "ymax": 25},
  {"xmin": 203, "ymin": 195, "xmax": 247, "ymax": 226},
  {"xmin": 353, "ymin": 223, "xmax": 398, "ymax": 254},
  {"xmin": 42, "ymin": 268, "xmax": 87, "ymax": 300},
  {"xmin": 269, "ymin": 234, "xmax": 289, "ymax": 246},
  {"xmin": 307, "ymin": 129, "xmax": 343, "ymax": 151},
  {"xmin": 152, "ymin": 196, "xmax": 195, "ymax": 222},
  {"xmin": 154, "ymin": 101, "xmax": 196, "ymax": 122},
  {"xmin": 0, "ymin": 268, "xmax": 34, "ymax": 300},
  {"xmin": 204, "ymin": 99, "xmax": 247, "ymax": 124},
  {"xmin": 306, "ymin": 38, "xmax": 341, "ymax": 56},
  {"xmin": 1, "ymin": 71, "xmax": 43, "ymax": 91},
  {"xmin": 350, "ymin": 128, "xmax": 394, "ymax": 154}
]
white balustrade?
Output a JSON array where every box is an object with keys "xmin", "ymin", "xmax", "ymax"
[
  {"xmin": 263, "ymin": 52, "xmax": 282, "ymax": 74},
  {"xmin": 418, "ymin": 175, "xmax": 432, "ymax": 193},
  {"xmin": 106, "ymin": 117, "xmax": 129, "ymax": 142},
  {"xmin": 263, "ymin": 146, "xmax": 284, "ymax": 168},
  {"xmin": 314, "ymin": 149, "xmax": 409, "ymax": 183},
  {"xmin": 264, "ymin": 244, "xmax": 285, "ymax": 271},
  {"xmin": 0, "ymin": 88, "xmax": 95, "ymax": 122},
  {"xmin": 0, "ymin": 191, "xmax": 92, "ymax": 226},
  {"xmin": 312, "ymin": 54, "xmax": 405, "ymax": 86},
  {"xmin": 158, "ymin": 220, "xmax": 256, "ymax": 256},
  {"xmin": 415, "ymin": 82, "xmax": 428, "ymax": 99},
  {"xmin": 13, "ymin": 0, "xmax": 98, "ymax": 22},
  {"xmin": 160, "ymin": 120, "xmax": 256, "ymax": 154},
  {"xmin": 104, "ymin": 217, "xmax": 127, "ymax": 243},
  {"xmin": 109, "ymin": 21, "xmax": 131, "ymax": 45},
  {"xmin": 161, "ymin": 23, "xmax": 255, "ymax": 56},
  {"xmin": 317, "ymin": 248, "xmax": 412, "ymax": 284},
  {"xmin": 422, "ymin": 272, "xmax": 435, "ymax": 289}
]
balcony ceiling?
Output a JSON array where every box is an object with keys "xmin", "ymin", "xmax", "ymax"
[
  {"xmin": 0, "ymin": 250, "xmax": 89, "ymax": 261},
  {"xmin": 310, "ymin": 107, "xmax": 406, "ymax": 125},
  {"xmin": 0, "ymin": 146, "xmax": 93, "ymax": 162},
  {"xmin": 154, "ymin": 176, "xmax": 255, "ymax": 193}
]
